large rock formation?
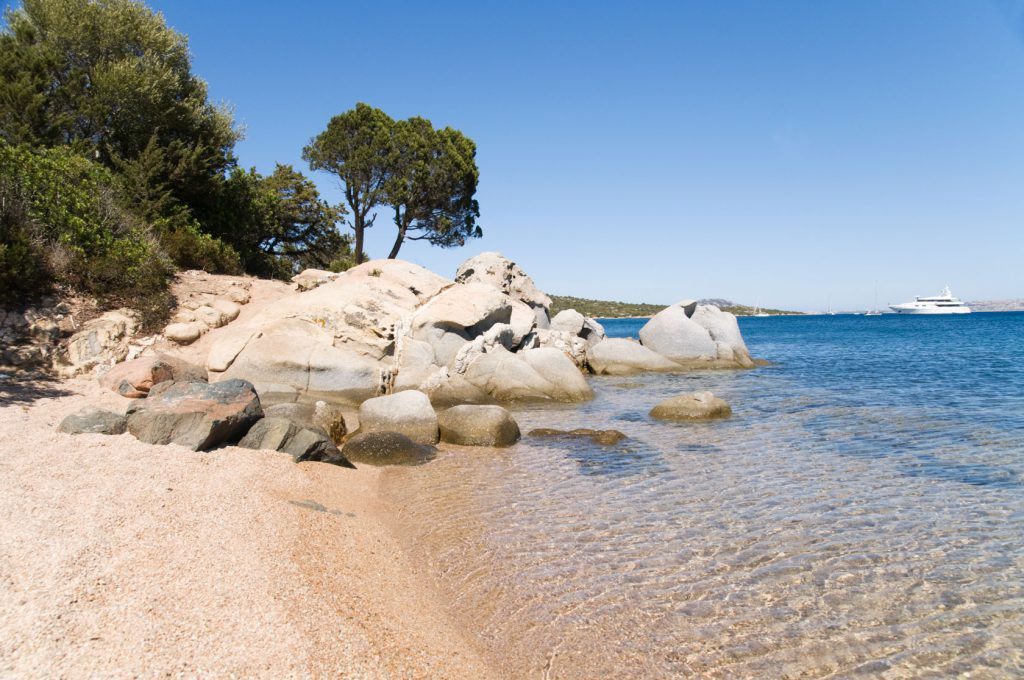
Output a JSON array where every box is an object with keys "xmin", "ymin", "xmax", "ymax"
[
  {"xmin": 206, "ymin": 256, "xmax": 599, "ymax": 406},
  {"xmin": 200, "ymin": 254, "xmax": 755, "ymax": 409}
]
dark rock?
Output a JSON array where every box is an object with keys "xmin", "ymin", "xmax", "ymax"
[
  {"xmin": 528, "ymin": 428, "xmax": 627, "ymax": 445},
  {"xmin": 58, "ymin": 407, "xmax": 127, "ymax": 435},
  {"xmin": 342, "ymin": 431, "xmax": 437, "ymax": 466},
  {"xmin": 238, "ymin": 417, "xmax": 354, "ymax": 468},
  {"xmin": 438, "ymin": 405, "xmax": 521, "ymax": 447},
  {"xmin": 263, "ymin": 401, "xmax": 348, "ymax": 445},
  {"xmin": 126, "ymin": 379, "xmax": 262, "ymax": 451}
]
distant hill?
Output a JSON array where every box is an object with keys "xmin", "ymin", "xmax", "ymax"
[
  {"xmin": 549, "ymin": 295, "xmax": 798, "ymax": 318},
  {"xmin": 967, "ymin": 300, "xmax": 1024, "ymax": 312}
]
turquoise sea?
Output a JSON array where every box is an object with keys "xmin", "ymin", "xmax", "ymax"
[{"xmin": 383, "ymin": 312, "xmax": 1024, "ymax": 677}]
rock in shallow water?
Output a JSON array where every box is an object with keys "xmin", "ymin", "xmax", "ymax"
[
  {"xmin": 58, "ymin": 407, "xmax": 127, "ymax": 435},
  {"xmin": 438, "ymin": 405, "xmax": 521, "ymax": 447},
  {"xmin": 528, "ymin": 428, "xmax": 627, "ymax": 445},
  {"xmin": 649, "ymin": 391, "xmax": 732, "ymax": 421},
  {"xmin": 342, "ymin": 431, "xmax": 438, "ymax": 466},
  {"xmin": 588, "ymin": 338, "xmax": 680, "ymax": 375},
  {"xmin": 357, "ymin": 390, "xmax": 439, "ymax": 445},
  {"xmin": 126, "ymin": 379, "xmax": 262, "ymax": 451}
]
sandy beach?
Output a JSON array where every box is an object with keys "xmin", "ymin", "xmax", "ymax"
[{"xmin": 0, "ymin": 376, "xmax": 497, "ymax": 678}]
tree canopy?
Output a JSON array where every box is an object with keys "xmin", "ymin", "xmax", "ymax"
[
  {"xmin": 304, "ymin": 103, "xmax": 481, "ymax": 263},
  {"xmin": 303, "ymin": 103, "xmax": 394, "ymax": 265},
  {"xmin": 384, "ymin": 117, "xmax": 480, "ymax": 259},
  {"xmin": 0, "ymin": 0, "xmax": 238, "ymax": 223}
]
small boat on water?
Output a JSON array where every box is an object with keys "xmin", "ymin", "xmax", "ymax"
[
  {"xmin": 889, "ymin": 286, "xmax": 971, "ymax": 315},
  {"xmin": 865, "ymin": 282, "xmax": 882, "ymax": 315}
]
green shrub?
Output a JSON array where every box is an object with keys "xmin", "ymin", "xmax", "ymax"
[
  {"xmin": 157, "ymin": 219, "xmax": 242, "ymax": 275},
  {"xmin": 0, "ymin": 140, "xmax": 174, "ymax": 327},
  {"xmin": 0, "ymin": 195, "xmax": 48, "ymax": 305}
]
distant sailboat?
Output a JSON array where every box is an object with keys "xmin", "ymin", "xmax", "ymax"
[
  {"xmin": 865, "ymin": 281, "xmax": 882, "ymax": 316},
  {"xmin": 753, "ymin": 303, "xmax": 770, "ymax": 317}
]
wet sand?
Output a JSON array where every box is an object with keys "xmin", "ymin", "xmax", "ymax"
[{"xmin": 0, "ymin": 376, "xmax": 496, "ymax": 678}]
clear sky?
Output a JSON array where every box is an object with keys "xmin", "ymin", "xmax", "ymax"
[{"xmin": 145, "ymin": 0, "xmax": 1024, "ymax": 310}]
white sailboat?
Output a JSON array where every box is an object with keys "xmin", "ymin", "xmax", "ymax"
[{"xmin": 865, "ymin": 282, "xmax": 882, "ymax": 316}]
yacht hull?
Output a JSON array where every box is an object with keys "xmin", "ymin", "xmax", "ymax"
[{"xmin": 888, "ymin": 305, "xmax": 971, "ymax": 315}]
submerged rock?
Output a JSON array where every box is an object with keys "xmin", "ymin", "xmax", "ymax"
[
  {"xmin": 528, "ymin": 428, "xmax": 627, "ymax": 445},
  {"xmin": 649, "ymin": 391, "xmax": 732, "ymax": 421},
  {"xmin": 58, "ymin": 407, "xmax": 127, "ymax": 435},
  {"xmin": 342, "ymin": 431, "xmax": 438, "ymax": 466},
  {"xmin": 438, "ymin": 405, "xmax": 521, "ymax": 447},
  {"xmin": 126, "ymin": 379, "xmax": 263, "ymax": 451}
]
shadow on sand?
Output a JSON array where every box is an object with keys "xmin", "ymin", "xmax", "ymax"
[{"xmin": 0, "ymin": 372, "xmax": 75, "ymax": 407}]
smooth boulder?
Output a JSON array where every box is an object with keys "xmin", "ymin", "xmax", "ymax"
[
  {"xmin": 438, "ymin": 405, "xmax": 521, "ymax": 447},
  {"xmin": 100, "ymin": 354, "xmax": 206, "ymax": 398},
  {"xmin": 357, "ymin": 390, "xmax": 439, "ymax": 444},
  {"xmin": 342, "ymin": 431, "xmax": 437, "ymax": 466},
  {"xmin": 126, "ymin": 379, "xmax": 263, "ymax": 451},
  {"xmin": 588, "ymin": 338, "xmax": 680, "ymax": 375},
  {"xmin": 550, "ymin": 309, "xmax": 585, "ymax": 336},
  {"xmin": 238, "ymin": 417, "xmax": 354, "ymax": 467},
  {"xmin": 638, "ymin": 304, "xmax": 718, "ymax": 363},
  {"xmin": 650, "ymin": 391, "xmax": 732, "ymax": 421},
  {"xmin": 58, "ymin": 407, "xmax": 127, "ymax": 435},
  {"xmin": 690, "ymin": 305, "xmax": 755, "ymax": 368}
]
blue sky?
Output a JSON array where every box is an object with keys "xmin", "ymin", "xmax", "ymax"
[{"xmin": 144, "ymin": 0, "xmax": 1024, "ymax": 310}]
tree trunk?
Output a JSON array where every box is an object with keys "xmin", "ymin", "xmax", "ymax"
[
  {"xmin": 353, "ymin": 219, "xmax": 365, "ymax": 264},
  {"xmin": 387, "ymin": 211, "xmax": 408, "ymax": 259}
]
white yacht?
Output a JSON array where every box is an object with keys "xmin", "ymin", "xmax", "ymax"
[{"xmin": 889, "ymin": 286, "xmax": 971, "ymax": 314}]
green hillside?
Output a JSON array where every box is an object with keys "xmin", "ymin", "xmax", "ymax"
[{"xmin": 549, "ymin": 295, "xmax": 797, "ymax": 318}]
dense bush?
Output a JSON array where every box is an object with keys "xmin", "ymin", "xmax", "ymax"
[{"xmin": 0, "ymin": 140, "xmax": 174, "ymax": 325}]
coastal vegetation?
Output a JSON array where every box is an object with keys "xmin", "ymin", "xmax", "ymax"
[
  {"xmin": 0, "ymin": 0, "xmax": 479, "ymax": 323},
  {"xmin": 303, "ymin": 104, "xmax": 481, "ymax": 264},
  {"xmin": 550, "ymin": 294, "xmax": 796, "ymax": 318}
]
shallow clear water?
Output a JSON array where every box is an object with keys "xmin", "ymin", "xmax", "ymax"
[{"xmin": 382, "ymin": 313, "xmax": 1024, "ymax": 678}]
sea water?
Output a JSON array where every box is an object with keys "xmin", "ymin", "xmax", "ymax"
[{"xmin": 381, "ymin": 313, "xmax": 1024, "ymax": 677}]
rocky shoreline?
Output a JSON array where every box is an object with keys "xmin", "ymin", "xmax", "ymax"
[{"xmin": 1, "ymin": 251, "xmax": 758, "ymax": 675}]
